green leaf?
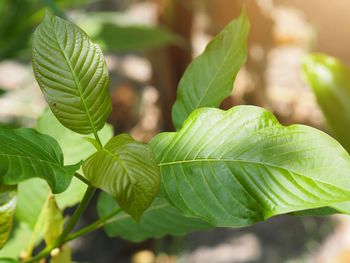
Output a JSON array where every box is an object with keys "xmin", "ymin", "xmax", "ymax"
[
  {"xmin": 83, "ymin": 134, "xmax": 160, "ymax": 220},
  {"xmin": 0, "ymin": 186, "xmax": 16, "ymax": 249},
  {"xmin": 97, "ymin": 192, "xmax": 211, "ymax": 242},
  {"xmin": 302, "ymin": 53, "xmax": 350, "ymax": 153},
  {"xmin": 32, "ymin": 12, "xmax": 112, "ymax": 135},
  {"xmin": 150, "ymin": 106, "xmax": 350, "ymax": 227},
  {"xmin": 15, "ymin": 109, "xmax": 114, "ymax": 228},
  {"xmin": 44, "ymin": 196, "xmax": 63, "ymax": 245},
  {"xmin": 36, "ymin": 108, "xmax": 113, "ymax": 166},
  {"xmin": 172, "ymin": 9, "xmax": 249, "ymax": 129},
  {"xmin": 0, "ymin": 128, "xmax": 80, "ymax": 193},
  {"xmin": 291, "ymin": 207, "xmax": 340, "ymax": 217}
]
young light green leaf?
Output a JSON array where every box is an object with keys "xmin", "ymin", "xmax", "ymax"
[
  {"xmin": 0, "ymin": 186, "xmax": 16, "ymax": 249},
  {"xmin": 172, "ymin": 9, "xmax": 249, "ymax": 129},
  {"xmin": 44, "ymin": 196, "xmax": 64, "ymax": 245},
  {"xmin": 83, "ymin": 134, "xmax": 160, "ymax": 220},
  {"xmin": 97, "ymin": 192, "xmax": 211, "ymax": 242},
  {"xmin": 0, "ymin": 128, "xmax": 80, "ymax": 194},
  {"xmin": 32, "ymin": 12, "xmax": 112, "ymax": 135},
  {"xmin": 151, "ymin": 106, "xmax": 350, "ymax": 227},
  {"xmin": 302, "ymin": 53, "xmax": 350, "ymax": 153}
]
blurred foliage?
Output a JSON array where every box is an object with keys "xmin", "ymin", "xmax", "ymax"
[
  {"xmin": 0, "ymin": 0, "xmax": 94, "ymax": 60},
  {"xmin": 96, "ymin": 23, "xmax": 181, "ymax": 52},
  {"xmin": 75, "ymin": 12, "xmax": 182, "ymax": 52},
  {"xmin": 0, "ymin": 0, "xmax": 180, "ymax": 60},
  {"xmin": 302, "ymin": 53, "xmax": 350, "ymax": 153}
]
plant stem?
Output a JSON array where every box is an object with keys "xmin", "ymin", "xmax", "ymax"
[
  {"xmin": 93, "ymin": 131, "xmax": 103, "ymax": 147},
  {"xmin": 23, "ymin": 245, "xmax": 53, "ymax": 263},
  {"xmin": 74, "ymin": 172, "xmax": 91, "ymax": 186},
  {"xmin": 64, "ymin": 208, "xmax": 121, "ymax": 243},
  {"xmin": 57, "ymin": 186, "xmax": 96, "ymax": 244},
  {"xmin": 23, "ymin": 186, "xmax": 96, "ymax": 263},
  {"xmin": 22, "ymin": 206, "xmax": 121, "ymax": 263}
]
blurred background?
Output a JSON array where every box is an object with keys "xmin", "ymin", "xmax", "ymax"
[{"xmin": 1, "ymin": 0, "xmax": 350, "ymax": 262}]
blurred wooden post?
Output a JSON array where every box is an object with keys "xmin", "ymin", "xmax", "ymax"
[{"xmin": 149, "ymin": 0, "xmax": 193, "ymax": 131}]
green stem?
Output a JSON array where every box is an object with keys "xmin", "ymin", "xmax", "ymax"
[
  {"xmin": 64, "ymin": 208, "xmax": 122, "ymax": 243},
  {"xmin": 74, "ymin": 172, "xmax": 91, "ymax": 186},
  {"xmin": 93, "ymin": 131, "xmax": 103, "ymax": 147},
  {"xmin": 23, "ymin": 207, "xmax": 121, "ymax": 263},
  {"xmin": 23, "ymin": 245, "xmax": 53, "ymax": 263},
  {"xmin": 57, "ymin": 186, "xmax": 96, "ymax": 244},
  {"xmin": 23, "ymin": 186, "xmax": 96, "ymax": 263},
  {"xmin": 24, "ymin": 132, "xmax": 104, "ymax": 262}
]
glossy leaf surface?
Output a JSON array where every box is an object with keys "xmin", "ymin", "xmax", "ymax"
[
  {"xmin": 151, "ymin": 106, "xmax": 350, "ymax": 226},
  {"xmin": 32, "ymin": 12, "xmax": 112, "ymax": 134},
  {"xmin": 172, "ymin": 10, "xmax": 249, "ymax": 129},
  {"xmin": 302, "ymin": 53, "xmax": 350, "ymax": 152},
  {"xmin": 97, "ymin": 192, "xmax": 211, "ymax": 242},
  {"xmin": 84, "ymin": 134, "xmax": 160, "ymax": 220},
  {"xmin": 0, "ymin": 128, "xmax": 80, "ymax": 193},
  {"xmin": 0, "ymin": 186, "xmax": 16, "ymax": 249}
]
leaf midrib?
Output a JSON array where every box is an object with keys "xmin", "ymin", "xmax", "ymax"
[
  {"xmin": 51, "ymin": 21, "xmax": 97, "ymax": 134},
  {"xmin": 158, "ymin": 158, "xmax": 350, "ymax": 193},
  {"xmin": 101, "ymin": 148, "xmax": 134, "ymax": 183}
]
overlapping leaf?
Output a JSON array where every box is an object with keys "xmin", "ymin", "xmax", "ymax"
[
  {"xmin": 0, "ymin": 128, "xmax": 80, "ymax": 193},
  {"xmin": 97, "ymin": 192, "xmax": 211, "ymax": 242},
  {"xmin": 15, "ymin": 109, "xmax": 113, "ymax": 228},
  {"xmin": 0, "ymin": 186, "xmax": 16, "ymax": 249},
  {"xmin": 83, "ymin": 134, "xmax": 160, "ymax": 220},
  {"xmin": 32, "ymin": 12, "xmax": 112, "ymax": 134},
  {"xmin": 172, "ymin": 9, "xmax": 249, "ymax": 129},
  {"xmin": 151, "ymin": 106, "xmax": 350, "ymax": 226}
]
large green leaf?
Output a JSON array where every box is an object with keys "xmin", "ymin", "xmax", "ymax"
[
  {"xmin": 172, "ymin": 10, "xmax": 249, "ymax": 129},
  {"xmin": 150, "ymin": 106, "xmax": 350, "ymax": 226},
  {"xmin": 83, "ymin": 134, "xmax": 160, "ymax": 220},
  {"xmin": 0, "ymin": 128, "xmax": 80, "ymax": 193},
  {"xmin": 0, "ymin": 186, "xmax": 16, "ymax": 249},
  {"xmin": 97, "ymin": 192, "xmax": 211, "ymax": 242},
  {"xmin": 32, "ymin": 12, "xmax": 112, "ymax": 134},
  {"xmin": 302, "ymin": 53, "xmax": 350, "ymax": 153},
  {"xmin": 15, "ymin": 109, "xmax": 113, "ymax": 228}
]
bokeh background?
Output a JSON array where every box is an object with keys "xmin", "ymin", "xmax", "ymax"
[{"xmin": 1, "ymin": 0, "xmax": 350, "ymax": 262}]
